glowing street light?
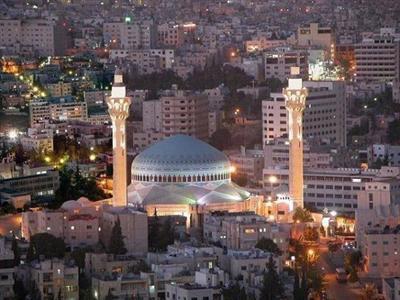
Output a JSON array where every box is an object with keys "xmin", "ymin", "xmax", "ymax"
[
  {"xmin": 44, "ymin": 156, "xmax": 51, "ymax": 163},
  {"xmin": 8, "ymin": 129, "xmax": 18, "ymax": 139},
  {"xmin": 229, "ymin": 165, "xmax": 236, "ymax": 173},
  {"xmin": 330, "ymin": 210, "xmax": 337, "ymax": 217},
  {"xmin": 269, "ymin": 175, "xmax": 278, "ymax": 184},
  {"xmin": 89, "ymin": 154, "xmax": 96, "ymax": 161}
]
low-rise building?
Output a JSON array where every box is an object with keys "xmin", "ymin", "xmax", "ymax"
[
  {"xmin": 0, "ymin": 237, "xmax": 15, "ymax": 299},
  {"xmin": 383, "ymin": 277, "xmax": 400, "ymax": 300}
]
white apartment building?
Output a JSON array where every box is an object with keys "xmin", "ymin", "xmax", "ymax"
[
  {"xmin": 297, "ymin": 23, "xmax": 334, "ymax": 49},
  {"xmin": 0, "ymin": 237, "xmax": 14, "ymax": 299},
  {"xmin": 203, "ymin": 212, "xmax": 289, "ymax": 253},
  {"xmin": 29, "ymin": 97, "xmax": 88, "ymax": 126},
  {"xmin": 103, "ymin": 19, "xmax": 156, "ymax": 49},
  {"xmin": 143, "ymin": 99, "xmax": 162, "ymax": 132},
  {"xmin": 264, "ymin": 47, "xmax": 308, "ymax": 81},
  {"xmin": 160, "ymin": 87, "xmax": 209, "ymax": 140},
  {"xmin": 354, "ymin": 28, "xmax": 400, "ymax": 83},
  {"xmin": 362, "ymin": 229, "xmax": 400, "ymax": 278},
  {"xmin": 0, "ymin": 19, "xmax": 59, "ymax": 56},
  {"xmin": 263, "ymin": 166, "xmax": 400, "ymax": 213},
  {"xmin": 208, "ymin": 111, "xmax": 222, "ymax": 138},
  {"xmin": 29, "ymin": 259, "xmax": 79, "ymax": 300},
  {"xmin": 262, "ymin": 81, "xmax": 346, "ymax": 146}
]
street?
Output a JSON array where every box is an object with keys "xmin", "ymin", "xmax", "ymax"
[{"xmin": 318, "ymin": 240, "xmax": 363, "ymax": 300}]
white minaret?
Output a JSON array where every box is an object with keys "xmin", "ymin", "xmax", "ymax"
[
  {"xmin": 283, "ymin": 67, "xmax": 308, "ymax": 209},
  {"xmin": 107, "ymin": 69, "xmax": 131, "ymax": 207}
]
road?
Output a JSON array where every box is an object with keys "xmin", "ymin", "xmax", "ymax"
[
  {"xmin": 318, "ymin": 241, "xmax": 363, "ymax": 300},
  {"xmin": 0, "ymin": 213, "xmax": 22, "ymax": 236}
]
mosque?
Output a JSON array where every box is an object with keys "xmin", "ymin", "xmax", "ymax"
[{"xmin": 127, "ymin": 135, "xmax": 261, "ymax": 227}]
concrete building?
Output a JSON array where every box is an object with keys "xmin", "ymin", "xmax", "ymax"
[
  {"xmin": 297, "ymin": 23, "xmax": 334, "ymax": 49},
  {"xmin": 368, "ymin": 144, "xmax": 400, "ymax": 166},
  {"xmin": 262, "ymin": 81, "xmax": 346, "ymax": 146},
  {"xmin": 143, "ymin": 100, "xmax": 162, "ymax": 132},
  {"xmin": 45, "ymin": 82, "xmax": 72, "ymax": 97},
  {"xmin": 0, "ymin": 19, "xmax": 66, "ymax": 56},
  {"xmin": 0, "ymin": 237, "xmax": 15, "ymax": 299},
  {"xmin": 103, "ymin": 19, "xmax": 156, "ymax": 49},
  {"xmin": 354, "ymin": 28, "xmax": 400, "ymax": 83},
  {"xmin": 245, "ymin": 37, "xmax": 287, "ymax": 53},
  {"xmin": 263, "ymin": 166, "xmax": 400, "ymax": 213},
  {"xmin": 29, "ymin": 259, "xmax": 79, "ymax": 300},
  {"xmin": 84, "ymin": 90, "xmax": 108, "ymax": 108},
  {"xmin": 165, "ymin": 282, "xmax": 223, "ymax": 300},
  {"xmin": 106, "ymin": 69, "xmax": 131, "ymax": 207},
  {"xmin": 160, "ymin": 87, "xmax": 209, "ymax": 140},
  {"xmin": 29, "ymin": 97, "xmax": 88, "ymax": 126},
  {"xmin": 20, "ymin": 128, "xmax": 53, "ymax": 153},
  {"xmin": 383, "ymin": 277, "xmax": 400, "ymax": 300},
  {"xmin": 283, "ymin": 68, "xmax": 308, "ymax": 209},
  {"xmin": 264, "ymin": 47, "xmax": 308, "ymax": 81},
  {"xmin": 228, "ymin": 147, "xmax": 264, "ymax": 183},
  {"xmin": 362, "ymin": 228, "xmax": 400, "ymax": 278},
  {"xmin": 158, "ymin": 23, "xmax": 185, "ymax": 47},
  {"xmin": 100, "ymin": 207, "xmax": 148, "ymax": 255},
  {"xmin": 0, "ymin": 169, "xmax": 59, "ymax": 201}
]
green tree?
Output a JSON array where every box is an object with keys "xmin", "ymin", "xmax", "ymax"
[
  {"xmin": 108, "ymin": 218, "xmax": 127, "ymax": 255},
  {"xmin": 255, "ymin": 238, "xmax": 282, "ymax": 255},
  {"xmin": 348, "ymin": 267, "xmax": 359, "ymax": 283},
  {"xmin": 13, "ymin": 278, "xmax": 28, "ymax": 300},
  {"xmin": 148, "ymin": 210, "xmax": 161, "ymax": 252},
  {"xmin": 292, "ymin": 207, "xmax": 314, "ymax": 223},
  {"xmin": 260, "ymin": 256, "xmax": 284, "ymax": 300},
  {"xmin": 27, "ymin": 233, "xmax": 66, "ymax": 261}
]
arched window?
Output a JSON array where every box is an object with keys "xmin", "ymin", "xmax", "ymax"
[
  {"xmin": 202, "ymin": 175, "xmax": 206, "ymax": 181},
  {"xmin": 173, "ymin": 176, "xmax": 177, "ymax": 182},
  {"xmin": 168, "ymin": 176, "xmax": 172, "ymax": 182},
  {"xmin": 183, "ymin": 176, "xmax": 186, "ymax": 182},
  {"xmin": 197, "ymin": 175, "xmax": 201, "ymax": 182},
  {"xmin": 158, "ymin": 175, "xmax": 162, "ymax": 182},
  {"xmin": 188, "ymin": 176, "xmax": 192, "ymax": 182}
]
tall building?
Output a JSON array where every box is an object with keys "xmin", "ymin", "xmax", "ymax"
[
  {"xmin": 107, "ymin": 70, "xmax": 131, "ymax": 207},
  {"xmin": 160, "ymin": 86, "xmax": 209, "ymax": 140},
  {"xmin": 354, "ymin": 28, "xmax": 400, "ymax": 83},
  {"xmin": 297, "ymin": 23, "xmax": 335, "ymax": 49},
  {"xmin": 264, "ymin": 47, "xmax": 308, "ymax": 81},
  {"xmin": 262, "ymin": 81, "xmax": 346, "ymax": 146},
  {"xmin": 283, "ymin": 68, "xmax": 308, "ymax": 209}
]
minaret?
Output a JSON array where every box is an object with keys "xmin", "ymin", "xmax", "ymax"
[
  {"xmin": 283, "ymin": 67, "xmax": 308, "ymax": 209},
  {"xmin": 107, "ymin": 69, "xmax": 131, "ymax": 207}
]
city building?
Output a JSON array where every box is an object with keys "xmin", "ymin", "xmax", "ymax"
[
  {"xmin": 29, "ymin": 97, "xmax": 88, "ymax": 126},
  {"xmin": 264, "ymin": 47, "xmax": 308, "ymax": 81},
  {"xmin": 165, "ymin": 282, "xmax": 223, "ymax": 300},
  {"xmin": 45, "ymin": 82, "xmax": 72, "ymax": 97},
  {"xmin": 354, "ymin": 28, "xmax": 400, "ymax": 83},
  {"xmin": 0, "ymin": 237, "xmax": 15, "ymax": 299},
  {"xmin": 20, "ymin": 128, "xmax": 53, "ymax": 153},
  {"xmin": 228, "ymin": 147, "xmax": 264, "ymax": 183},
  {"xmin": 262, "ymin": 81, "xmax": 346, "ymax": 146},
  {"xmin": 264, "ymin": 166, "xmax": 400, "ymax": 213},
  {"xmin": 297, "ymin": 23, "xmax": 334, "ymax": 50},
  {"xmin": 383, "ymin": 277, "xmax": 400, "ymax": 300},
  {"xmin": 128, "ymin": 135, "xmax": 255, "ymax": 228},
  {"xmin": 29, "ymin": 259, "xmax": 79, "ymax": 299}
]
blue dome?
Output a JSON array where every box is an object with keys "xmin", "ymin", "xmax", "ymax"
[{"xmin": 131, "ymin": 135, "xmax": 231, "ymax": 183}]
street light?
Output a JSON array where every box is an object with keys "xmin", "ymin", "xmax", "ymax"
[{"xmin": 89, "ymin": 154, "xmax": 96, "ymax": 161}]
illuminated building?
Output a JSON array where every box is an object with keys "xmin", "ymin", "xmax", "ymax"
[
  {"xmin": 128, "ymin": 134, "xmax": 253, "ymax": 227},
  {"xmin": 283, "ymin": 67, "xmax": 308, "ymax": 209},
  {"xmin": 297, "ymin": 23, "xmax": 335, "ymax": 50},
  {"xmin": 107, "ymin": 69, "xmax": 131, "ymax": 207}
]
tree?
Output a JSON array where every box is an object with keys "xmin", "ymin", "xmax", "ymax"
[
  {"xmin": 260, "ymin": 256, "xmax": 284, "ymax": 300},
  {"xmin": 222, "ymin": 282, "xmax": 247, "ymax": 300},
  {"xmin": 13, "ymin": 278, "xmax": 28, "ymax": 300},
  {"xmin": 344, "ymin": 250, "xmax": 362, "ymax": 272},
  {"xmin": 11, "ymin": 235, "xmax": 20, "ymax": 265},
  {"xmin": 27, "ymin": 233, "xmax": 66, "ymax": 261},
  {"xmin": 387, "ymin": 119, "xmax": 400, "ymax": 144},
  {"xmin": 108, "ymin": 218, "xmax": 127, "ymax": 255},
  {"xmin": 255, "ymin": 238, "xmax": 282, "ymax": 255},
  {"xmin": 307, "ymin": 266, "xmax": 325, "ymax": 294},
  {"xmin": 303, "ymin": 226, "xmax": 319, "ymax": 242},
  {"xmin": 292, "ymin": 207, "xmax": 313, "ymax": 223},
  {"xmin": 148, "ymin": 210, "xmax": 161, "ymax": 252},
  {"xmin": 348, "ymin": 267, "xmax": 359, "ymax": 283},
  {"xmin": 231, "ymin": 174, "xmax": 247, "ymax": 187},
  {"xmin": 209, "ymin": 128, "xmax": 232, "ymax": 150}
]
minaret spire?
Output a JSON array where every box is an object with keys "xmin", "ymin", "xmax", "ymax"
[
  {"xmin": 107, "ymin": 68, "xmax": 131, "ymax": 207},
  {"xmin": 283, "ymin": 67, "xmax": 308, "ymax": 209}
]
